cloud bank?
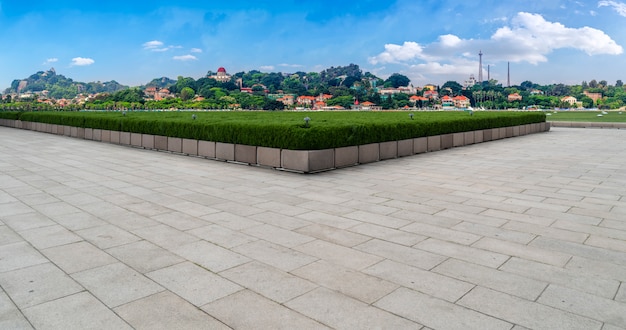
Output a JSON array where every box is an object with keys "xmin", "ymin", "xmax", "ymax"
[
  {"xmin": 598, "ymin": 0, "xmax": 626, "ymax": 16},
  {"xmin": 70, "ymin": 57, "xmax": 94, "ymax": 66},
  {"xmin": 173, "ymin": 55, "xmax": 197, "ymax": 61},
  {"xmin": 369, "ymin": 12, "xmax": 622, "ymax": 77}
]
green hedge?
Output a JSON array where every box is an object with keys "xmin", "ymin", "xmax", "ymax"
[{"xmin": 0, "ymin": 110, "xmax": 545, "ymax": 150}]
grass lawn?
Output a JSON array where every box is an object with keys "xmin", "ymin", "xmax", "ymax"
[{"xmin": 545, "ymin": 110, "xmax": 626, "ymax": 122}]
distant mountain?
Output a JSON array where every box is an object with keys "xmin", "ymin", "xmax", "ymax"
[
  {"xmin": 4, "ymin": 68, "xmax": 128, "ymax": 99},
  {"xmin": 144, "ymin": 77, "xmax": 176, "ymax": 89}
]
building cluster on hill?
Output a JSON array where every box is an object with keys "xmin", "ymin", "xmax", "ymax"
[{"xmin": 2, "ymin": 65, "xmax": 625, "ymax": 111}]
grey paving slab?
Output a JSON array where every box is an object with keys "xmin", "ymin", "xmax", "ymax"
[
  {"xmin": 0, "ymin": 290, "xmax": 33, "ymax": 329},
  {"xmin": 22, "ymin": 292, "xmax": 132, "ymax": 330},
  {"xmin": 3, "ymin": 126, "xmax": 626, "ymax": 329},
  {"xmin": 71, "ymin": 262, "xmax": 164, "ymax": 308},
  {"xmin": 114, "ymin": 291, "xmax": 229, "ymax": 330},
  {"xmin": 0, "ymin": 262, "xmax": 83, "ymax": 309},
  {"xmin": 146, "ymin": 262, "xmax": 242, "ymax": 307},
  {"xmin": 285, "ymin": 287, "xmax": 420, "ymax": 329},
  {"xmin": 203, "ymin": 290, "xmax": 328, "ymax": 329}
]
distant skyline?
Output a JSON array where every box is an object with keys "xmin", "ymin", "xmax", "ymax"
[{"xmin": 1, "ymin": 0, "xmax": 625, "ymax": 90}]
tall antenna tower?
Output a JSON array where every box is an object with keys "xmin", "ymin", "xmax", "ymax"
[
  {"xmin": 478, "ymin": 50, "xmax": 483, "ymax": 83},
  {"xmin": 487, "ymin": 65, "xmax": 490, "ymax": 81},
  {"xmin": 507, "ymin": 62, "xmax": 511, "ymax": 87}
]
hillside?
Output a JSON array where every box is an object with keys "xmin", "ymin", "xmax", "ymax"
[{"xmin": 4, "ymin": 68, "xmax": 128, "ymax": 99}]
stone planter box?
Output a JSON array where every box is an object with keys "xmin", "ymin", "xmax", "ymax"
[
  {"xmin": 334, "ymin": 146, "xmax": 358, "ymax": 168},
  {"xmin": 110, "ymin": 131, "xmax": 120, "ymax": 144},
  {"xmin": 235, "ymin": 144, "xmax": 256, "ymax": 164},
  {"xmin": 198, "ymin": 140, "xmax": 216, "ymax": 158},
  {"xmin": 483, "ymin": 129, "xmax": 492, "ymax": 142},
  {"xmin": 397, "ymin": 139, "xmax": 413, "ymax": 157},
  {"xmin": 414, "ymin": 137, "xmax": 427, "ymax": 154},
  {"xmin": 182, "ymin": 139, "xmax": 198, "ymax": 156},
  {"xmin": 257, "ymin": 147, "xmax": 281, "ymax": 168},
  {"xmin": 216, "ymin": 142, "xmax": 235, "ymax": 161},
  {"xmin": 2, "ymin": 120, "xmax": 550, "ymax": 174},
  {"xmin": 379, "ymin": 141, "xmax": 398, "ymax": 160},
  {"xmin": 453, "ymin": 133, "xmax": 464, "ymax": 148},
  {"xmin": 282, "ymin": 149, "xmax": 334, "ymax": 173},
  {"xmin": 427, "ymin": 135, "xmax": 441, "ymax": 152},
  {"xmin": 464, "ymin": 131, "xmax": 475, "ymax": 145},
  {"xmin": 359, "ymin": 143, "xmax": 379, "ymax": 164},
  {"xmin": 167, "ymin": 137, "xmax": 182, "ymax": 153},
  {"xmin": 142, "ymin": 134, "xmax": 155, "ymax": 149},
  {"xmin": 154, "ymin": 136, "xmax": 167, "ymax": 150},
  {"xmin": 120, "ymin": 132, "xmax": 131, "ymax": 145},
  {"xmin": 131, "ymin": 133, "xmax": 142, "ymax": 147}
]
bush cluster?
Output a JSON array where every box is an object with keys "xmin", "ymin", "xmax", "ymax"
[{"xmin": 0, "ymin": 110, "xmax": 545, "ymax": 150}]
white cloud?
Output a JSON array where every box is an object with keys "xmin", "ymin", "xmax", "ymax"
[
  {"xmin": 260, "ymin": 65, "xmax": 275, "ymax": 71},
  {"xmin": 70, "ymin": 57, "xmax": 94, "ymax": 66},
  {"xmin": 278, "ymin": 63, "xmax": 304, "ymax": 68},
  {"xmin": 43, "ymin": 58, "xmax": 58, "ymax": 65},
  {"xmin": 368, "ymin": 41, "xmax": 430, "ymax": 65},
  {"xmin": 599, "ymin": 0, "xmax": 626, "ymax": 17},
  {"xmin": 190, "ymin": 48, "xmax": 202, "ymax": 53},
  {"xmin": 172, "ymin": 54, "xmax": 197, "ymax": 61},
  {"xmin": 143, "ymin": 40, "xmax": 164, "ymax": 50},
  {"xmin": 369, "ymin": 12, "xmax": 622, "ymax": 76}
]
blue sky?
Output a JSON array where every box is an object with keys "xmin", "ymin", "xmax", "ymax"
[{"xmin": 1, "ymin": 0, "xmax": 625, "ymax": 90}]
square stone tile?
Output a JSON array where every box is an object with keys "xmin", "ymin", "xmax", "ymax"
[
  {"xmin": 49, "ymin": 211, "xmax": 106, "ymax": 231},
  {"xmin": 31, "ymin": 201, "xmax": 82, "ymax": 217},
  {"xmin": 0, "ymin": 263, "xmax": 83, "ymax": 308},
  {"xmin": 242, "ymin": 224, "xmax": 315, "ymax": 248},
  {"xmin": 106, "ymin": 240, "xmax": 184, "ymax": 274},
  {"xmin": 0, "ymin": 242, "xmax": 48, "ymax": 272},
  {"xmin": 0, "ymin": 290, "xmax": 33, "ymax": 329},
  {"xmin": 220, "ymin": 261, "xmax": 317, "ymax": 303},
  {"xmin": 249, "ymin": 211, "xmax": 311, "ymax": 230},
  {"xmin": 151, "ymin": 211, "xmax": 211, "ymax": 230},
  {"xmin": 187, "ymin": 224, "xmax": 259, "ymax": 248},
  {"xmin": 173, "ymin": 240, "xmax": 249, "ymax": 272},
  {"xmin": 285, "ymin": 287, "xmax": 420, "ymax": 329},
  {"xmin": 0, "ymin": 225, "xmax": 22, "ymax": 246},
  {"xmin": 131, "ymin": 224, "xmax": 199, "ymax": 250},
  {"xmin": 457, "ymin": 286, "xmax": 602, "ymax": 330},
  {"xmin": 0, "ymin": 201, "xmax": 33, "ymax": 218},
  {"xmin": 295, "ymin": 223, "xmax": 370, "ymax": 247},
  {"xmin": 293, "ymin": 240, "xmax": 382, "ymax": 270},
  {"xmin": 2, "ymin": 212, "xmax": 55, "ymax": 232},
  {"xmin": 374, "ymin": 287, "xmax": 512, "ymax": 330},
  {"xmin": 233, "ymin": 240, "xmax": 318, "ymax": 272},
  {"xmin": 42, "ymin": 241, "xmax": 118, "ymax": 274},
  {"xmin": 432, "ymin": 258, "xmax": 547, "ymax": 301},
  {"xmin": 18, "ymin": 224, "xmax": 83, "ymax": 249},
  {"xmin": 201, "ymin": 211, "xmax": 263, "ymax": 230},
  {"xmin": 292, "ymin": 260, "xmax": 398, "ymax": 304},
  {"xmin": 203, "ymin": 290, "xmax": 328, "ymax": 329},
  {"xmin": 349, "ymin": 223, "xmax": 426, "ymax": 246},
  {"xmin": 147, "ymin": 262, "xmax": 242, "ymax": 307},
  {"xmin": 115, "ymin": 291, "xmax": 228, "ymax": 330},
  {"xmin": 72, "ymin": 262, "xmax": 164, "ymax": 308},
  {"xmin": 76, "ymin": 224, "xmax": 141, "ymax": 249},
  {"xmin": 354, "ymin": 239, "xmax": 447, "ymax": 270},
  {"xmin": 22, "ymin": 291, "xmax": 132, "ymax": 330},
  {"xmin": 364, "ymin": 259, "xmax": 474, "ymax": 302}
]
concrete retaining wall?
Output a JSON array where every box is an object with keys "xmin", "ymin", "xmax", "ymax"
[{"xmin": 0, "ymin": 119, "xmax": 551, "ymax": 173}]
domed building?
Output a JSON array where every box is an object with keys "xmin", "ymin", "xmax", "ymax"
[{"xmin": 208, "ymin": 67, "xmax": 232, "ymax": 83}]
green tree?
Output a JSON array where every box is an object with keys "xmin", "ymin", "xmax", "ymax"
[
  {"xmin": 180, "ymin": 87, "xmax": 195, "ymax": 101},
  {"xmin": 384, "ymin": 73, "xmax": 410, "ymax": 88},
  {"xmin": 441, "ymin": 81, "xmax": 463, "ymax": 95}
]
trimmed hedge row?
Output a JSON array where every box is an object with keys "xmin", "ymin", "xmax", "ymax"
[{"xmin": 0, "ymin": 110, "xmax": 545, "ymax": 150}]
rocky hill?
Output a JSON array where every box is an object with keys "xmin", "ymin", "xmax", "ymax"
[{"xmin": 4, "ymin": 68, "xmax": 128, "ymax": 99}]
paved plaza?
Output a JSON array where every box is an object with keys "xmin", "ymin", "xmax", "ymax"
[{"xmin": 1, "ymin": 125, "xmax": 626, "ymax": 329}]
